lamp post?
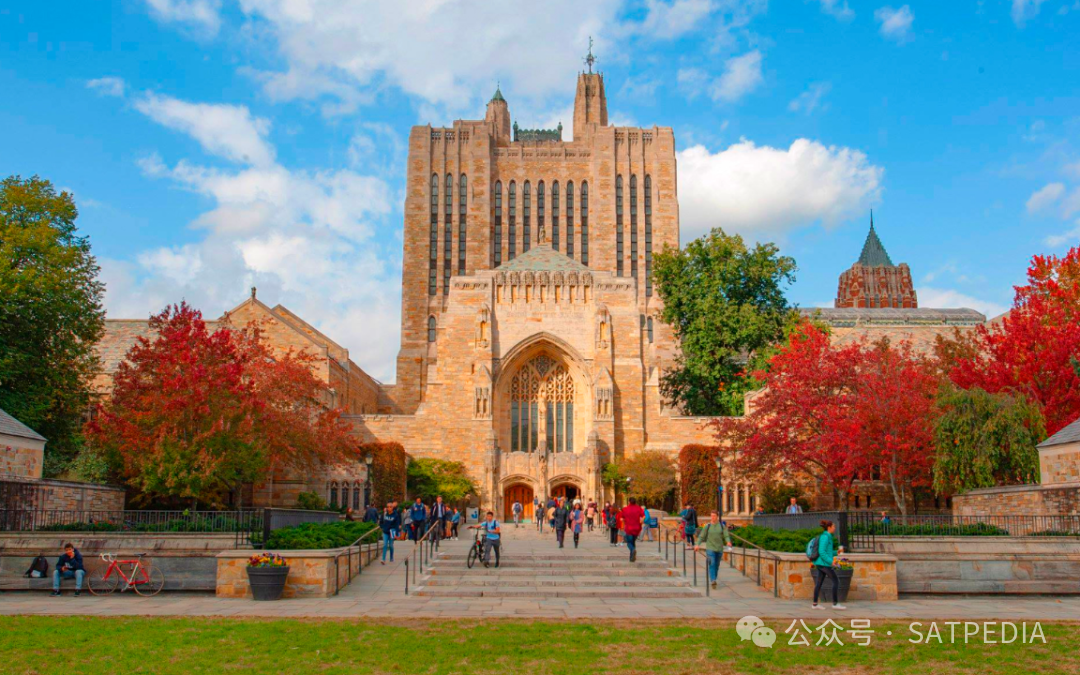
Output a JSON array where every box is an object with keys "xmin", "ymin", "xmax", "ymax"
[
  {"xmin": 363, "ymin": 452, "xmax": 374, "ymax": 509},
  {"xmin": 624, "ymin": 476, "xmax": 632, "ymax": 507},
  {"xmin": 714, "ymin": 455, "xmax": 723, "ymax": 520}
]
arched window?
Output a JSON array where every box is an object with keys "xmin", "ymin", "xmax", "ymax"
[
  {"xmin": 493, "ymin": 181, "xmax": 502, "ymax": 266},
  {"xmin": 551, "ymin": 181, "xmax": 560, "ymax": 250},
  {"xmin": 508, "ymin": 181, "xmax": 517, "ymax": 260},
  {"xmin": 629, "ymin": 175, "xmax": 638, "ymax": 279},
  {"xmin": 444, "ymin": 174, "xmax": 453, "ymax": 294},
  {"xmin": 580, "ymin": 182, "xmax": 589, "ymax": 266},
  {"xmin": 565, "ymin": 181, "xmax": 574, "ymax": 259},
  {"xmin": 329, "ymin": 482, "xmax": 339, "ymax": 509},
  {"xmin": 523, "ymin": 181, "xmax": 532, "ymax": 253},
  {"xmin": 427, "ymin": 315, "xmax": 437, "ymax": 342},
  {"xmin": 353, "ymin": 483, "xmax": 361, "ymax": 510},
  {"xmin": 615, "ymin": 175, "xmax": 624, "ymax": 277},
  {"xmin": 429, "ymin": 174, "xmax": 438, "ymax": 295},
  {"xmin": 645, "ymin": 175, "xmax": 653, "ymax": 297},
  {"xmin": 458, "ymin": 174, "xmax": 467, "ymax": 274},
  {"xmin": 510, "ymin": 355, "xmax": 574, "ymax": 454}
]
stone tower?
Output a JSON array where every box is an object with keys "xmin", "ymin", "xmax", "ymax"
[{"xmin": 835, "ymin": 214, "xmax": 918, "ymax": 309}]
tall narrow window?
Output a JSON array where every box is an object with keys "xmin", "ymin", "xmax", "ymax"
[
  {"xmin": 647, "ymin": 316, "xmax": 654, "ymax": 343},
  {"xmin": 580, "ymin": 182, "xmax": 589, "ymax": 266},
  {"xmin": 493, "ymin": 181, "xmax": 502, "ymax": 267},
  {"xmin": 551, "ymin": 181, "xmax": 559, "ymax": 250},
  {"xmin": 523, "ymin": 181, "xmax": 532, "ymax": 253},
  {"xmin": 444, "ymin": 174, "xmax": 453, "ymax": 294},
  {"xmin": 458, "ymin": 174, "xmax": 467, "ymax": 274},
  {"xmin": 427, "ymin": 316, "xmax": 436, "ymax": 342},
  {"xmin": 629, "ymin": 174, "xmax": 638, "ymax": 279},
  {"xmin": 508, "ymin": 181, "xmax": 517, "ymax": 260},
  {"xmin": 536, "ymin": 181, "xmax": 545, "ymax": 248},
  {"xmin": 644, "ymin": 175, "xmax": 653, "ymax": 297},
  {"xmin": 429, "ymin": 174, "xmax": 438, "ymax": 295},
  {"xmin": 615, "ymin": 175, "xmax": 624, "ymax": 277},
  {"xmin": 566, "ymin": 181, "xmax": 574, "ymax": 259}
]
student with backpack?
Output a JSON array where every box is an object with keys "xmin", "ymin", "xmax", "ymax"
[
  {"xmin": 680, "ymin": 504, "xmax": 699, "ymax": 546},
  {"xmin": 808, "ymin": 519, "xmax": 846, "ymax": 610}
]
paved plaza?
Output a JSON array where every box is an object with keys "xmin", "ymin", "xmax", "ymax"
[{"xmin": 2, "ymin": 524, "xmax": 1079, "ymax": 621}]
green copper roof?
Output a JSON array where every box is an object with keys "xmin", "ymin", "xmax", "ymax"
[
  {"xmin": 490, "ymin": 84, "xmax": 505, "ymax": 103},
  {"xmin": 858, "ymin": 212, "xmax": 894, "ymax": 267},
  {"xmin": 496, "ymin": 245, "xmax": 590, "ymax": 272}
]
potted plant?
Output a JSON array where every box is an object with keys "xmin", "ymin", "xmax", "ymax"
[
  {"xmin": 246, "ymin": 552, "xmax": 289, "ymax": 601},
  {"xmin": 812, "ymin": 558, "xmax": 855, "ymax": 603}
]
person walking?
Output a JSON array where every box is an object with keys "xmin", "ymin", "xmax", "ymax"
[
  {"xmin": 585, "ymin": 501, "xmax": 596, "ymax": 532},
  {"xmin": 619, "ymin": 497, "xmax": 646, "ymax": 563},
  {"xmin": 450, "ymin": 507, "xmax": 461, "ymax": 539},
  {"xmin": 811, "ymin": 519, "xmax": 846, "ymax": 610},
  {"xmin": 570, "ymin": 502, "xmax": 585, "ymax": 548},
  {"xmin": 547, "ymin": 502, "xmax": 557, "ymax": 532},
  {"xmin": 640, "ymin": 505, "xmax": 652, "ymax": 542},
  {"xmin": 605, "ymin": 504, "xmax": 619, "ymax": 546},
  {"xmin": 379, "ymin": 503, "xmax": 402, "ymax": 564},
  {"xmin": 553, "ymin": 498, "xmax": 570, "ymax": 548},
  {"xmin": 512, "ymin": 500, "xmax": 523, "ymax": 528},
  {"xmin": 408, "ymin": 497, "xmax": 427, "ymax": 542},
  {"xmin": 694, "ymin": 511, "xmax": 728, "ymax": 589},
  {"xmin": 680, "ymin": 504, "xmax": 699, "ymax": 547},
  {"xmin": 430, "ymin": 496, "xmax": 450, "ymax": 542},
  {"xmin": 363, "ymin": 503, "xmax": 380, "ymax": 523},
  {"xmin": 535, "ymin": 498, "xmax": 545, "ymax": 533},
  {"xmin": 469, "ymin": 511, "xmax": 502, "ymax": 568}
]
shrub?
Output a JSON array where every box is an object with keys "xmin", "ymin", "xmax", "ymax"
[
  {"xmin": 406, "ymin": 458, "xmax": 476, "ymax": 503},
  {"xmin": 621, "ymin": 451, "xmax": 677, "ymax": 507},
  {"xmin": 848, "ymin": 522, "xmax": 1010, "ymax": 536},
  {"xmin": 678, "ymin": 444, "xmax": 720, "ymax": 510},
  {"xmin": 758, "ymin": 482, "xmax": 811, "ymax": 514},
  {"xmin": 265, "ymin": 520, "xmax": 379, "ymax": 550},
  {"xmin": 364, "ymin": 441, "xmax": 407, "ymax": 507},
  {"xmin": 730, "ymin": 524, "xmax": 820, "ymax": 553},
  {"xmin": 296, "ymin": 491, "xmax": 329, "ymax": 511}
]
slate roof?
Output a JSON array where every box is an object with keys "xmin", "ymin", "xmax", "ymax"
[
  {"xmin": 857, "ymin": 218, "xmax": 895, "ymax": 267},
  {"xmin": 801, "ymin": 307, "xmax": 986, "ymax": 327},
  {"xmin": 1038, "ymin": 417, "xmax": 1080, "ymax": 449},
  {"xmin": 490, "ymin": 85, "xmax": 505, "ymax": 103},
  {"xmin": 0, "ymin": 408, "xmax": 46, "ymax": 442},
  {"xmin": 496, "ymin": 245, "xmax": 591, "ymax": 273}
]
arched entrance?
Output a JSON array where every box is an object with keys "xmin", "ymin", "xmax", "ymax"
[
  {"xmin": 504, "ymin": 483, "xmax": 534, "ymax": 520},
  {"xmin": 551, "ymin": 481, "xmax": 580, "ymax": 503}
]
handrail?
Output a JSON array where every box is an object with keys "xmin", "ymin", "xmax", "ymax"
[
  {"xmin": 726, "ymin": 529, "xmax": 780, "ymax": 598},
  {"xmin": 403, "ymin": 520, "xmax": 442, "ymax": 594},
  {"xmin": 331, "ymin": 524, "xmax": 384, "ymax": 596},
  {"xmin": 662, "ymin": 526, "xmax": 780, "ymax": 598}
]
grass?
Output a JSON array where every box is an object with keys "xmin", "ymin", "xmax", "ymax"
[{"xmin": 1, "ymin": 616, "xmax": 1078, "ymax": 674}]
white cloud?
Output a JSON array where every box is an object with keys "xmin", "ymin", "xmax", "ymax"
[
  {"xmin": 144, "ymin": 0, "xmax": 222, "ymax": 35},
  {"xmin": 1064, "ymin": 161, "xmax": 1080, "ymax": 181},
  {"xmin": 1011, "ymin": 0, "xmax": 1050, "ymax": 26},
  {"xmin": 788, "ymin": 82, "xmax": 831, "ymax": 114},
  {"xmin": 107, "ymin": 91, "xmax": 403, "ymax": 381},
  {"xmin": 134, "ymin": 93, "xmax": 276, "ymax": 167},
  {"xmin": 710, "ymin": 50, "xmax": 764, "ymax": 103},
  {"xmin": 676, "ymin": 138, "xmax": 884, "ymax": 242},
  {"xmin": 1045, "ymin": 221, "xmax": 1080, "ymax": 247},
  {"xmin": 639, "ymin": 0, "xmax": 717, "ymax": 39},
  {"xmin": 86, "ymin": 77, "xmax": 126, "ymax": 97},
  {"xmin": 916, "ymin": 286, "xmax": 1009, "ymax": 319},
  {"xmin": 874, "ymin": 5, "xmax": 914, "ymax": 43},
  {"xmin": 1063, "ymin": 186, "xmax": 1080, "ymax": 219},
  {"xmin": 1025, "ymin": 182, "xmax": 1066, "ymax": 213},
  {"xmin": 676, "ymin": 67, "xmax": 711, "ymax": 101},
  {"xmin": 816, "ymin": 0, "xmax": 854, "ymax": 20}
]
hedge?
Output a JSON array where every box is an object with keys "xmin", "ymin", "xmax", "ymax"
[
  {"xmin": 729, "ymin": 524, "xmax": 820, "ymax": 553},
  {"xmin": 265, "ymin": 520, "xmax": 379, "ymax": 550}
]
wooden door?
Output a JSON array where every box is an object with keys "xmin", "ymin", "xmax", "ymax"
[{"xmin": 504, "ymin": 485, "xmax": 534, "ymax": 520}]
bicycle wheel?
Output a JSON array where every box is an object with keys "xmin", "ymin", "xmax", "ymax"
[
  {"xmin": 88, "ymin": 567, "xmax": 118, "ymax": 596},
  {"xmin": 467, "ymin": 545, "xmax": 478, "ymax": 569},
  {"xmin": 133, "ymin": 563, "xmax": 165, "ymax": 597}
]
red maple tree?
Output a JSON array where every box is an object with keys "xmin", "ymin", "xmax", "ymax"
[
  {"xmin": 86, "ymin": 303, "xmax": 356, "ymax": 506},
  {"xmin": 950, "ymin": 247, "xmax": 1080, "ymax": 436}
]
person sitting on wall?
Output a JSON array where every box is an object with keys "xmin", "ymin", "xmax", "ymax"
[{"xmin": 51, "ymin": 543, "xmax": 85, "ymax": 597}]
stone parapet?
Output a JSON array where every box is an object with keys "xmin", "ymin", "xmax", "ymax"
[
  {"xmin": 723, "ymin": 547, "xmax": 898, "ymax": 601},
  {"xmin": 215, "ymin": 543, "xmax": 381, "ymax": 599},
  {"xmin": 952, "ymin": 483, "xmax": 1080, "ymax": 518}
]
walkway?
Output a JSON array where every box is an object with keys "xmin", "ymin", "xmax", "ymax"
[{"xmin": 3, "ymin": 524, "xmax": 1080, "ymax": 620}]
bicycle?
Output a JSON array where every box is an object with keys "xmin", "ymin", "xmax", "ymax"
[
  {"xmin": 87, "ymin": 553, "xmax": 165, "ymax": 597},
  {"xmin": 466, "ymin": 526, "xmax": 488, "ymax": 569}
]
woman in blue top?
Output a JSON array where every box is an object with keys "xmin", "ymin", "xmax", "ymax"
[
  {"xmin": 811, "ymin": 519, "xmax": 845, "ymax": 610},
  {"xmin": 450, "ymin": 508, "xmax": 461, "ymax": 540}
]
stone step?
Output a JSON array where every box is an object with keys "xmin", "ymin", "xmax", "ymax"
[
  {"xmin": 424, "ymin": 577, "xmax": 691, "ymax": 588},
  {"xmin": 428, "ymin": 567, "xmax": 680, "ymax": 577},
  {"xmin": 414, "ymin": 586, "xmax": 703, "ymax": 598},
  {"xmin": 427, "ymin": 559, "xmax": 670, "ymax": 570}
]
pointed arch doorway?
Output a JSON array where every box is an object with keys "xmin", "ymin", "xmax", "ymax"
[{"xmin": 503, "ymin": 483, "xmax": 534, "ymax": 520}]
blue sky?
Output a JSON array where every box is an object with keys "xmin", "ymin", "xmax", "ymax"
[{"xmin": 2, "ymin": 0, "xmax": 1079, "ymax": 381}]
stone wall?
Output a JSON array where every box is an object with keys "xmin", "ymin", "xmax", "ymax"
[
  {"xmin": 952, "ymin": 484, "xmax": 1080, "ymax": 518},
  {"xmin": 35, "ymin": 479, "xmax": 126, "ymax": 512},
  {"xmin": 874, "ymin": 536, "xmax": 1080, "ymax": 594},
  {"xmin": 0, "ymin": 433, "xmax": 45, "ymax": 480},
  {"xmin": 216, "ymin": 543, "xmax": 381, "ymax": 599},
  {"xmin": 1039, "ymin": 440, "xmax": 1080, "ymax": 486},
  {"xmin": 724, "ymin": 547, "xmax": 898, "ymax": 601}
]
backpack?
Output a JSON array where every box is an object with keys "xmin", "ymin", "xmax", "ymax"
[
  {"xmin": 25, "ymin": 555, "xmax": 49, "ymax": 578},
  {"xmin": 806, "ymin": 533, "xmax": 822, "ymax": 563}
]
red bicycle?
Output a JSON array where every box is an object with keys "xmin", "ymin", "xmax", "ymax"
[{"xmin": 87, "ymin": 553, "xmax": 165, "ymax": 597}]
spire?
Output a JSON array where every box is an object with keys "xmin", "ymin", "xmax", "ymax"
[
  {"xmin": 584, "ymin": 36, "xmax": 597, "ymax": 73},
  {"xmin": 857, "ymin": 211, "xmax": 894, "ymax": 267},
  {"xmin": 490, "ymin": 81, "xmax": 505, "ymax": 103}
]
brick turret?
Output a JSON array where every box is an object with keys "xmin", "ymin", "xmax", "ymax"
[{"xmin": 835, "ymin": 213, "xmax": 918, "ymax": 309}]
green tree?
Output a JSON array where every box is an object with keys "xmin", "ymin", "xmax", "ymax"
[
  {"xmin": 758, "ymin": 482, "xmax": 811, "ymax": 514},
  {"xmin": 621, "ymin": 451, "xmax": 677, "ymax": 507},
  {"xmin": 932, "ymin": 385, "xmax": 1046, "ymax": 495},
  {"xmin": 0, "ymin": 175, "xmax": 104, "ymax": 473},
  {"xmin": 652, "ymin": 228, "xmax": 798, "ymax": 416},
  {"xmin": 406, "ymin": 458, "xmax": 477, "ymax": 503}
]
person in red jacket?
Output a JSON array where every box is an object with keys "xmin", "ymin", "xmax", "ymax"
[{"xmin": 619, "ymin": 497, "xmax": 646, "ymax": 563}]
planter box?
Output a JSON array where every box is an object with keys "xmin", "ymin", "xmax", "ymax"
[
  {"xmin": 247, "ymin": 566, "xmax": 289, "ymax": 601},
  {"xmin": 811, "ymin": 566, "xmax": 854, "ymax": 603},
  {"xmin": 723, "ymin": 547, "xmax": 897, "ymax": 601},
  {"xmin": 216, "ymin": 543, "xmax": 381, "ymax": 599}
]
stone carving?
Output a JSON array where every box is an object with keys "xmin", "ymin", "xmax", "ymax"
[
  {"xmin": 476, "ymin": 304, "xmax": 491, "ymax": 347},
  {"xmin": 595, "ymin": 306, "xmax": 611, "ymax": 349},
  {"xmin": 594, "ymin": 368, "xmax": 614, "ymax": 420}
]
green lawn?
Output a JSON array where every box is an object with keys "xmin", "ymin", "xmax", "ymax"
[{"xmin": 1, "ymin": 616, "xmax": 1077, "ymax": 674}]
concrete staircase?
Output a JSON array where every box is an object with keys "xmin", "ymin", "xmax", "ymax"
[{"xmin": 415, "ymin": 527, "xmax": 703, "ymax": 599}]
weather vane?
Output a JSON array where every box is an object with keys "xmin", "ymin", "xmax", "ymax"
[{"xmin": 584, "ymin": 36, "xmax": 597, "ymax": 73}]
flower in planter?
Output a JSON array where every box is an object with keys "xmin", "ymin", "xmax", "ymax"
[
  {"xmin": 834, "ymin": 557, "xmax": 854, "ymax": 570},
  {"xmin": 248, "ymin": 552, "xmax": 288, "ymax": 568}
]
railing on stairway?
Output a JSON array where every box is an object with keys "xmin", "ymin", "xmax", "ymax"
[
  {"xmin": 403, "ymin": 520, "xmax": 442, "ymax": 595},
  {"xmin": 331, "ymin": 525, "xmax": 384, "ymax": 596},
  {"xmin": 663, "ymin": 526, "xmax": 780, "ymax": 598}
]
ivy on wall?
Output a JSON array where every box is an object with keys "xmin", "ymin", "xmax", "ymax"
[
  {"xmin": 678, "ymin": 444, "xmax": 721, "ymax": 510},
  {"xmin": 362, "ymin": 441, "xmax": 407, "ymax": 507}
]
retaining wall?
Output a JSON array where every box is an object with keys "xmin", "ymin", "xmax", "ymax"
[
  {"xmin": 723, "ymin": 547, "xmax": 898, "ymax": 601},
  {"xmin": 215, "ymin": 543, "xmax": 381, "ymax": 599}
]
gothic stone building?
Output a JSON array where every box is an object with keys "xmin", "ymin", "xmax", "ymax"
[{"xmin": 351, "ymin": 71, "xmax": 718, "ymax": 519}]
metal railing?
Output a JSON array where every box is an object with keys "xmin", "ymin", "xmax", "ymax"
[
  {"xmin": 0, "ymin": 509, "xmax": 262, "ymax": 547},
  {"xmin": 331, "ymin": 525, "xmax": 384, "ymax": 596},
  {"xmin": 662, "ymin": 525, "xmax": 779, "ymax": 598},
  {"xmin": 753, "ymin": 511, "xmax": 850, "ymax": 548},
  {"xmin": 403, "ymin": 520, "xmax": 442, "ymax": 595},
  {"xmin": 848, "ymin": 512, "xmax": 1080, "ymax": 543}
]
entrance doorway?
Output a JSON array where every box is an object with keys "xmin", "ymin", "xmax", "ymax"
[
  {"xmin": 551, "ymin": 483, "xmax": 579, "ymax": 503},
  {"xmin": 504, "ymin": 484, "xmax": 534, "ymax": 520}
]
